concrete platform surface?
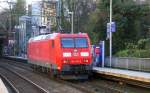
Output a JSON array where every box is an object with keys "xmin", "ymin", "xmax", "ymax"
[
  {"xmin": 0, "ymin": 78, "xmax": 8, "ymax": 93},
  {"xmin": 8, "ymin": 56, "xmax": 27, "ymax": 60},
  {"xmin": 93, "ymin": 67, "xmax": 150, "ymax": 83}
]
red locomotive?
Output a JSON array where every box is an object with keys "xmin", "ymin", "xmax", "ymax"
[{"xmin": 27, "ymin": 33, "xmax": 92, "ymax": 79}]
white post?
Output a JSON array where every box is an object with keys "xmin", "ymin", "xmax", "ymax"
[
  {"xmin": 109, "ymin": 0, "xmax": 112, "ymax": 67},
  {"xmin": 71, "ymin": 12, "xmax": 74, "ymax": 34},
  {"xmin": 68, "ymin": 11, "xmax": 74, "ymax": 34}
]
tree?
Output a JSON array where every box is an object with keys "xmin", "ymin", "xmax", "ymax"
[
  {"xmin": 0, "ymin": 10, "xmax": 9, "ymax": 32},
  {"xmin": 12, "ymin": 0, "xmax": 26, "ymax": 26},
  {"xmin": 60, "ymin": 0, "xmax": 149, "ymax": 55},
  {"xmin": 61, "ymin": 0, "xmax": 96, "ymax": 33},
  {"xmin": 85, "ymin": 0, "xmax": 150, "ymax": 54},
  {"xmin": 0, "ymin": 0, "xmax": 26, "ymax": 32}
]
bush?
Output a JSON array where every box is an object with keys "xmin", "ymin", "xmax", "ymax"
[
  {"xmin": 116, "ymin": 38, "xmax": 150, "ymax": 58},
  {"xmin": 116, "ymin": 50, "xmax": 130, "ymax": 57},
  {"xmin": 145, "ymin": 38, "xmax": 150, "ymax": 49},
  {"xmin": 116, "ymin": 49, "xmax": 150, "ymax": 58},
  {"xmin": 137, "ymin": 38, "xmax": 150, "ymax": 49}
]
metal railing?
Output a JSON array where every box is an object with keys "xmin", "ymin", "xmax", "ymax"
[{"xmin": 105, "ymin": 57, "xmax": 150, "ymax": 72}]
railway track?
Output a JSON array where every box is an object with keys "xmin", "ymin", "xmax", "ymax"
[
  {"xmin": 68, "ymin": 80, "xmax": 123, "ymax": 93},
  {"xmin": 0, "ymin": 66, "xmax": 49, "ymax": 93},
  {"xmin": 1, "ymin": 58, "xmax": 150, "ymax": 93},
  {"xmin": 0, "ymin": 73, "xmax": 19, "ymax": 93},
  {"xmin": 0, "ymin": 58, "xmax": 121, "ymax": 93},
  {"xmin": 0, "ymin": 59, "xmax": 123, "ymax": 93},
  {"xmin": 0, "ymin": 59, "xmax": 89, "ymax": 93},
  {"xmin": 2, "ymin": 59, "xmax": 121, "ymax": 93}
]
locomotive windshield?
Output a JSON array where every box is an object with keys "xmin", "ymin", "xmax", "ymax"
[
  {"xmin": 75, "ymin": 38, "xmax": 88, "ymax": 48},
  {"xmin": 61, "ymin": 37, "xmax": 88, "ymax": 48},
  {"xmin": 61, "ymin": 38, "xmax": 74, "ymax": 48}
]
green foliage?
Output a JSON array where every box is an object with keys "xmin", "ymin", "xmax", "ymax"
[
  {"xmin": 116, "ymin": 38, "xmax": 150, "ymax": 58},
  {"xmin": 115, "ymin": 50, "xmax": 129, "ymax": 57},
  {"xmin": 126, "ymin": 43, "xmax": 138, "ymax": 49},
  {"xmin": 137, "ymin": 39, "xmax": 147, "ymax": 49},
  {"xmin": 145, "ymin": 39, "xmax": 150, "ymax": 49},
  {"xmin": 84, "ymin": 10, "xmax": 104, "ymax": 44},
  {"xmin": 116, "ymin": 49, "xmax": 150, "ymax": 58},
  {"xmin": 112, "ymin": 1, "xmax": 150, "ymax": 53},
  {"xmin": 62, "ymin": 0, "xmax": 150, "ymax": 57},
  {"xmin": 93, "ymin": 0, "xmax": 149, "ymax": 55}
]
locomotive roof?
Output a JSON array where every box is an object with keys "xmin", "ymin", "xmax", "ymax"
[
  {"xmin": 28, "ymin": 33, "xmax": 58, "ymax": 42},
  {"xmin": 28, "ymin": 33, "xmax": 88, "ymax": 42},
  {"xmin": 60, "ymin": 33, "xmax": 88, "ymax": 37}
]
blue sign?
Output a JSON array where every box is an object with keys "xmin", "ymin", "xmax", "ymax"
[{"xmin": 107, "ymin": 22, "xmax": 116, "ymax": 32}]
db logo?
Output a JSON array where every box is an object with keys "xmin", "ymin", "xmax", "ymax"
[{"xmin": 73, "ymin": 49, "xmax": 78, "ymax": 56}]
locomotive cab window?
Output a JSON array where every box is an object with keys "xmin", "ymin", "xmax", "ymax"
[
  {"xmin": 75, "ymin": 38, "xmax": 88, "ymax": 48},
  {"xmin": 61, "ymin": 38, "xmax": 74, "ymax": 48},
  {"xmin": 61, "ymin": 37, "xmax": 88, "ymax": 48}
]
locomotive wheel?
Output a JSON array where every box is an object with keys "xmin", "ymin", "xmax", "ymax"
[
  {"xmin": 33, "ymin": 64, "xmax": 37, "ymax": 71},
  {"xmin": 53, "ymin": 70, "xmax": 58, "ymax": 78},
  {"xmin": 46, "ymin": 68, "xmax": 50, "ymax": 73},
  {"xmin": 43, "ymin": 67, "xmax": 48, "ymax": 73},
  {"xmin": 49, "ymin": 68, "xmax": 59, "ymax": 78},
  {"xmin": 41, "ymin": 67, "xmax": 45, "ymax": 72},
  {"xmin": 31, "ymin": 64, "xmax": 36, "ymax": 72},
  {"xmin": 30, "ymin": 64, "xmax": 34, "ymax": 69}
]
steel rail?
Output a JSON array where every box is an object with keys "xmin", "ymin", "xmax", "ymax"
[
  {"xmin": 0, "ymin": 66, "xmax": 49, "ymax": 93},
  {"xmin": 2, "ymin": 60, "xmax": 95, "ymax": 93},
  {"xmin": 0, "ymin": 73, "xmax": 19, "ymax": 93},
  {"xmin": 3, "ymin": 58, "xmax": 150, "ymax": 92}
]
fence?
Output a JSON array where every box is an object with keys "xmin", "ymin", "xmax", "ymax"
[{"xmin": 105, "ymin": 57, "xmax": 150, "ymax": 72}]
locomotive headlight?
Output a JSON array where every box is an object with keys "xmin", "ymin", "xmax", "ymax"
[
  {"xmin": 83, "ymin": 59, "xmax": 88, "ymax": 63},
  {"xmin": 81, "ymin": 52, "xmax": 89, "ymax": 57},
  {"xmin": 63, "ymin": 52, "xmax": 71, "ymax": 57},
  {"xmin": 63, "ymin": 60, "xmax": 70, "ymax": 63}
]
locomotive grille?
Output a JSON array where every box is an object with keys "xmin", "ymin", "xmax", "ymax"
[
  {"xmin": 71, "ymin": 65, "xmax": 86, "ymax": 71},
  {"xmin": 61, "ymin": 64, "xmax": 91, "ymax": 75}
]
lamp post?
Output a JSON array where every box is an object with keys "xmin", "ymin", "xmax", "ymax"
[
  {"xmin": 109, "ymin": 0, "xmax": 112, "ymax": 67},
  {"xmin": 67, "ymin": 11, "xmax": 74, "ymax": 34}
]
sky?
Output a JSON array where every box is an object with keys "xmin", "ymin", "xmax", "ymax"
[
  {"xmin": 26, "ymin": 0, "xmax": 41, "ymax": 5},
  {"xmin": 0, "ymin": 0, "xmax": 41, "ymax": 12}
]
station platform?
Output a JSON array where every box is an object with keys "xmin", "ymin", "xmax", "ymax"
[
  {"xmin": 7, "ymin": 56, "xmax": 27, "ymax": 60},
  {"xmin": 93, "ymin": 67, "xmax": 150, "ymax": 84},
  {"xmin": 3, "ymin": 56, "xmax": 27, "ymax": 63},
  {"xmin": 0, "ymin": 78, "xmax": 9, "ymax": 93}
]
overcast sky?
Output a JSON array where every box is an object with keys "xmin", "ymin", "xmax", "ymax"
[{"xmin": 0, "ymin": 0, "xmax": 41, "ymax": 12}]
